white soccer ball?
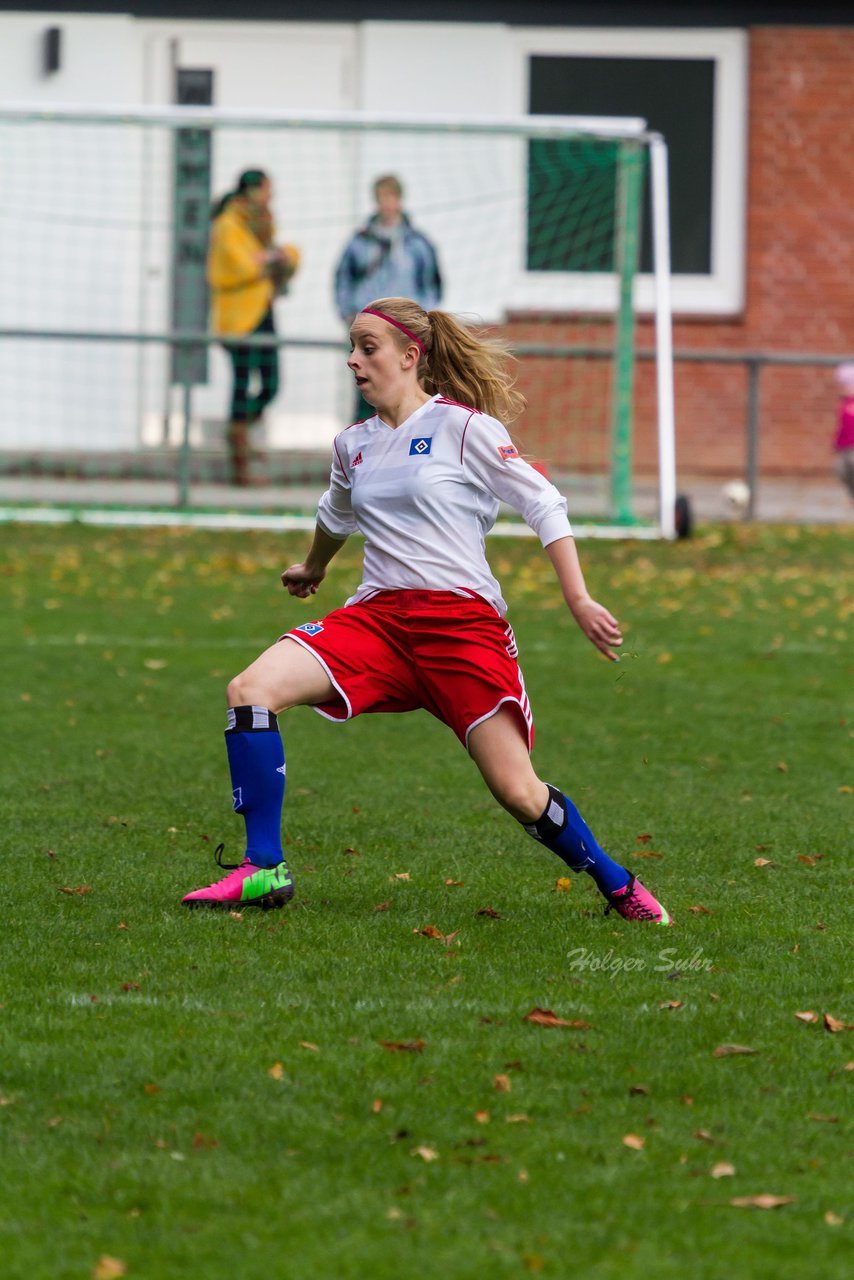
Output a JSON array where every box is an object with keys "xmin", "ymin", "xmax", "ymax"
[{"xmin": 722, "ymin": 479, "xmax": 750, "ymax": 512}]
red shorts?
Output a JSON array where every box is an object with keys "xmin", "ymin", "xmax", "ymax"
[{"xmin": 283, "ymin": 590, "xmax": 533, "ymax": 750}]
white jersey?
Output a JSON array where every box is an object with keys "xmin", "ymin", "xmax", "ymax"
[{"xmin": 316, "ymin": 395, "xmax": 573, "ymax": 616}]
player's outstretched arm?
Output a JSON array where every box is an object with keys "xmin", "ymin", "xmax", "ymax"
[
  {"xmin": 545, "ymin": 536, "xmax": 623, "ymax": 662},
  {"xmin": 282, "ymin": 524, "xmax": 348, "ymax": 598}
]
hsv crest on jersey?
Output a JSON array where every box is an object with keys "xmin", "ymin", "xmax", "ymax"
[
  {"xmin": 296, "ymin": 621, "xmax": 325, "ymax": 635},
  {"xmin": 497, "ymin": 444, "xmax": 520, "ymax": 461},
  {"xmin": 409, "ymin": 437, "xmax": 432, "ymax": 456},
  {"xmin": 351, "ymin": 451, "xmax": 363, "ymax": 468}
]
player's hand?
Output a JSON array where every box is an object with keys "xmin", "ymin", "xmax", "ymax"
[
  {"xmin": 570, "ymin": 596, "xmax": 623, "ymax": 662},
  {"xmin": 282, "ymin": 563, "xmax": 325, "ymax": 598}
]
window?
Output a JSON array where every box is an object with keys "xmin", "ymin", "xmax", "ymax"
[{"xmin": 514, "ymin": 28, "xmax": 748, "ymax": 315}]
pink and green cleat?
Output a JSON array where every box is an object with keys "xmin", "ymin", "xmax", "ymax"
[
  {"xmin": 605, "ymin": 874, "xmax": 672, "ymax": 926},
  {"xmin": 182, "ymin": 844, "xmax": 294, "ymax": 909}
]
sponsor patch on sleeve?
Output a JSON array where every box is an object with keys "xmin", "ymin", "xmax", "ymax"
[
  {"xmin": 295, "ymin": 621, "xmax": 324, "ymax": 636},
  {"xmin": 497, "ymin": 443, "xmax": 520, "ymax": 461}
]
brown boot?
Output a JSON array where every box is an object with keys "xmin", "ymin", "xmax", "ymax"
[{"xmin": 226, "ymin": 420, "xmax": 251, "ymax": 486}]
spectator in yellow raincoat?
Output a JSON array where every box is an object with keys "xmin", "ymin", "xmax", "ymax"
[{"xmin": 208, "ymin": 169, "xmax": 299, "ymax": 485}]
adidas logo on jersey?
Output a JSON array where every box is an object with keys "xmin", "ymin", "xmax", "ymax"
[{"xmin": 351, "ymin": 451, "xmax": 363, "ymax": 468}]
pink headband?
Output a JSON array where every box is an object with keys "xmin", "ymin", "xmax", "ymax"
[{"xmin": 361, "ymin": 308, "xmax": 426, "ymax": 354}]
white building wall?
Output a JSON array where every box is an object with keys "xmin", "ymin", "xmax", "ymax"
[{"xmin": 0, "ymin": 14, "xmax": 520, "ymax": 453}]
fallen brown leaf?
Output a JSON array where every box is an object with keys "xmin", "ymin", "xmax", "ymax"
[
  {"xmin": 713, "ymin": 1044, "xmax": 757, "ymax": 1057},
  {"xmin": 59, "ymin": 885, "xmax": 93, "ymax": 895},
  {"xmin": 523, "ymin": 1007, "xmax": 591, "ymax": 1030},
  {"xmin": 824, "ymin": 1211, "xmax": 844, "ymax": 1226},
  {"xmin": 807, "ymin": 1113, "xmax": 839, "ymax": 1123},
  {"xmin": 373, "ymin": 901, "xmax": 391, "ymax": 912},
  {"xmin": 494, "ymin": 1074, "xmax": 512, "ymax": 1093},
  {"xmin": 380, "ymin": 1039, "xmax": 426, "ymax": 1053},
  {"xmin": 688, "ymin": 905, "xmax": 711, "ymax": 914},
  {"xmin": 299, "ymin": 1041, "xmax": 319, "ymax": 1052},
  {"xmin": 474, "ymin": 1110, "xmax": 490, "ymax": 1124},
  {"xmin": 555, "ymin": 877, "xmax": 572, "ymax": 892},
  {"xmin": 444, "ymin": 879, "xmax": 464, "ymax": 887},
  {"xmin": 371, "ymin": 1098, "xmax": 382, "ymax": 1114},
  {"xmin": 92, "ymin": 1259, "xmax": 126, "ymax": 1280},
  {"xmin": 476, "ymin": 907, "xmax": 501, "ymax": 918},
  {"xmin": 267, "ymin": 1062, "xmax": 284, "ymax": 1080},
  {"xmin": 711, "ymin": 1162, "xmax": 736, "ymax": 1178},
  {"xmin": 393, "ymin": 872, "xmax": 410, "ymax": 881},
  {"xmin": 416, "ymin": 924, "xmax": 445, "ymax": 940},
  {"xmin": 634, "ymin": 850, "xmax": 663, "ymax": 859},
  {"xmin": 506, "ymin": 1114, "xmax": 530, "ymax": 1124},
  {"xmin": 411, "ymin": 1145, "xmax": 438, "ymax": 1162},
  {"xmin": 622, "ymin": 1133, "xmax": 645, "ymax": 1150},
  {"xmin": 794, "ymin": 1010, "xmax": 819, "ymax": 1024},
  {"xmin": 823, "ymin": 1013, "xmax": 850, "ymax": 1033},
  {"xmin": 694, "ymin": 1129, "xmax": 715, "ymax": 1143},
  {"xmin": 120, "ymin": 982, "xmax": 141, "ymax": 993},
  {"xmin": 629, "ymin": 1084, "xmax": 650, "ymax": 1096},
  {"xmin": 753, "ymin": 858, "xmax": 773, "ymax": 868},
  {"xmin": 636, "ymin": 833, "xmax": 653, "ymax": 842},
  {"xmin": 660, "ymin": 1000, "xmax": 684, "ymax": 1011},
  {"xmin": 729, "ymin": 1195, "xmax": 796, "ymax": 1209}
]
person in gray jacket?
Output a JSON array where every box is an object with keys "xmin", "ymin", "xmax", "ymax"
[{"xmin": 334, "ymin": 175, "xmax": 442, "ymax": 420}]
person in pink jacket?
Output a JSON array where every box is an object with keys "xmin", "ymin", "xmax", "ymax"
[{"xmin": 834, "ymin": 363, "xmax": 854, "ymax": 501}]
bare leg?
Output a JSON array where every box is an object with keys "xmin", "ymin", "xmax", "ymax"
[
  {"xmin": 468, "ymin": 705, "xmax": 645, "ymax": 906},
  {"xmin": 227, "ymin": 637, "xmax": 335, "ymax": 713},
  {"xmin": 467, "ymin": 707, "xmax": 548, "ymax": 822}
]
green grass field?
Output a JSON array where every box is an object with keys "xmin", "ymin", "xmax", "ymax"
[{"xmin": 1, "ymin": 520, "xmax": 851, "ymax": 1280}]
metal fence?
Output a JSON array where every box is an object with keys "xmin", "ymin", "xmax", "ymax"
[{"xmin": 0, "ymin": 328, "xmax": 850, "ymax": 525}]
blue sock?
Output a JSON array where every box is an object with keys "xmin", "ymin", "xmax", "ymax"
[
  {"xmin": 224, "ymin": 705, "xmax": 286, "ymax": 868},
  {"xmin": 523, "ymin": 784, "xmax": 629, "ymax": 897}
]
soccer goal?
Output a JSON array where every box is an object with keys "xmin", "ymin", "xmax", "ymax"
[{"xmin": 0, "ymin": 102, "xmax": 675, "ymax": 537}]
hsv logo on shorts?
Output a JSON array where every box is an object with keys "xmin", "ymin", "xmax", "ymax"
[
  {"xmin": 409, "ymin": 437, "xmax": 432, "ymax": 456},
  {"xmin": 497, "ymin": 444, "xmax": 520, "ymax": 461},
  {"xmin": 295, "ymin": 621, "xmax": 324, "ymax": 635}
]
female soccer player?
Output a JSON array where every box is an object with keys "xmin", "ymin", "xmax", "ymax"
[{"xmin": 182, "ymin": 298, "xmax": 672, "ymax": 925}]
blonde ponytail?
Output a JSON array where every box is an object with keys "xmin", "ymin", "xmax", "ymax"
[{"xmin": 362, "ymin": 297, "xmax": 526, "ymax": 424}]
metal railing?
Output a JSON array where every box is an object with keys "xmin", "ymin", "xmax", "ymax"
[{"xmin": 0, "ymin": 326, "xmax": 850, "ymax": 520}]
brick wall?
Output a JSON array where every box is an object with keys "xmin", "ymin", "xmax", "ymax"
[{"xmin": 510, "ymin": 27, "xmax": 854, "ymax": 481}]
